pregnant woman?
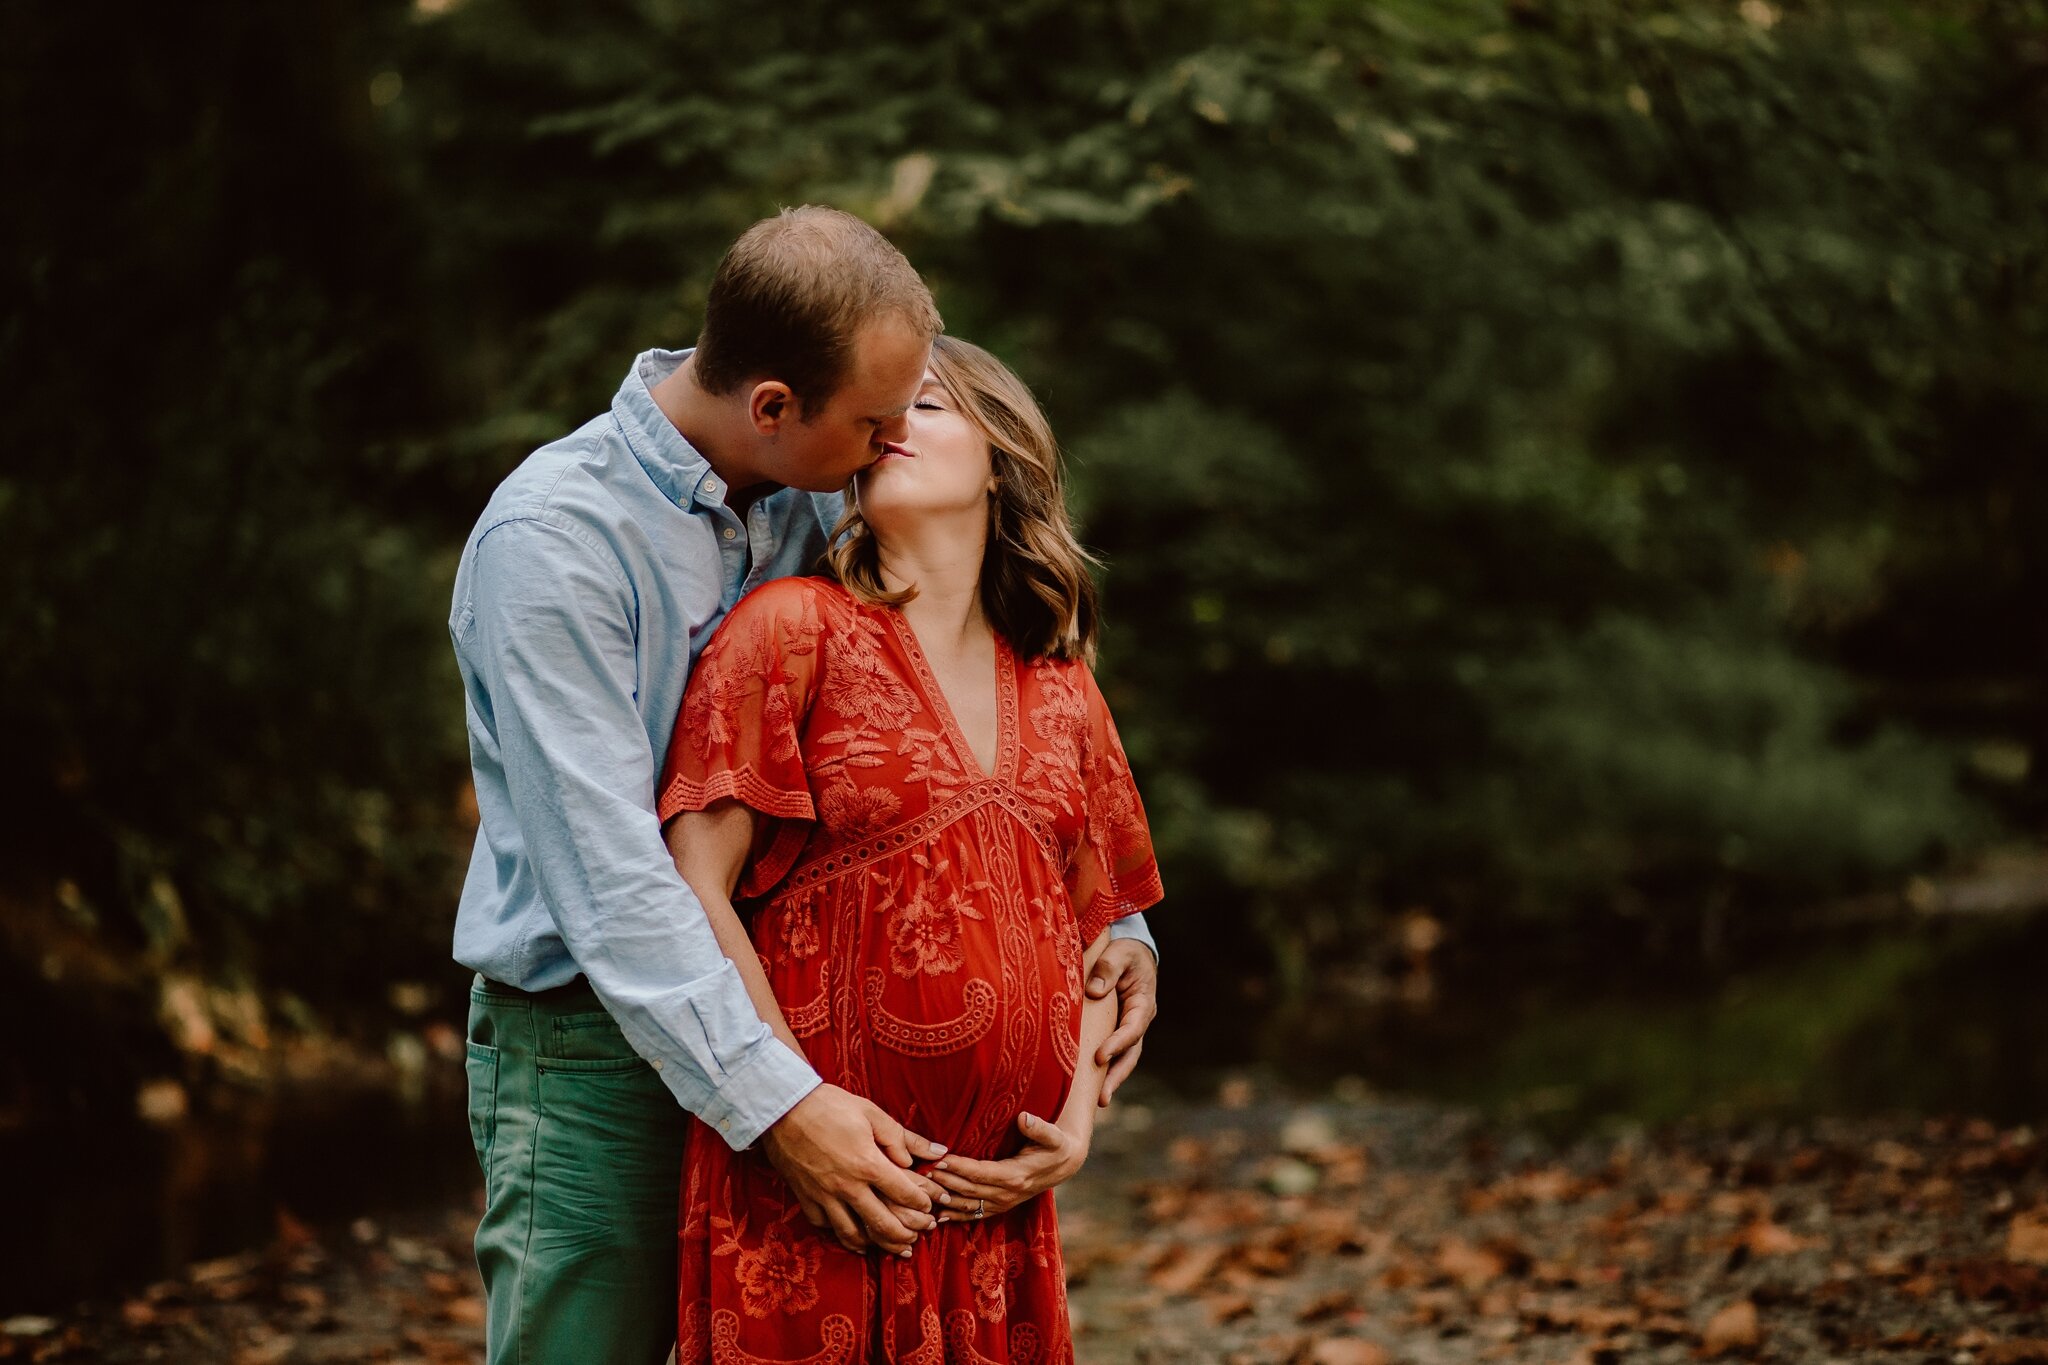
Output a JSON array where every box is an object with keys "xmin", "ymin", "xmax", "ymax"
[{"xmin": 658, "ymin": 335, "xmax": 1162, "ymax": 1363}]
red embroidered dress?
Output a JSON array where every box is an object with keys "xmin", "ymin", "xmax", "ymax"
[{"xmin": 656, "ymin": 577, "xmax": 1162, "ymax": 1365}]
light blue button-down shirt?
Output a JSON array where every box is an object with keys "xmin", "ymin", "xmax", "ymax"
[{"xmin": 451, "ymin": 347, "xmax": 1155, "ymax": 1149}]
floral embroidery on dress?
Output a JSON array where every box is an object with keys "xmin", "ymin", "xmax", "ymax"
[
  {"xmin": 680, "ymin": 651, "xmax": 755, "ymax": 762},
  {"xmin": 819, "ymin": 614, "xmax": 918, "ymax": 729},
  {"xmin": 1028, "ymin": 668, "xmax": 1088, "ymax": 751},
  {"xmin": 779, "ymin": 894, "xmax": 820, "ymax": 961},
  {"xmin": 1019, "ymin": 666, "xmax": 1087, "ymax": 818},
  {"xmin": 879, "ymin": 879, "xmax": 978, "ymax": 977},
  {"xmin": 726, "ymin": 1218, "xmax": 821, "ymax": 1319},
  {"xmin": 969, "ymin": 1229, "xmax": 1029, "ymax": 1323},
  {"xmin": 1087, "ymin": 742, "xmax": 1147, "ymax": 866},
  {"xmin": 897, "ymin": 725, "xmax": 972, "ymax": 796},
  {"xmin": 876, "ymin": 851, "xmax": 991, "ymax": 978},
  {"xmin": 818, "ymin": 775, "xmax": 901, "ymax": 837}
]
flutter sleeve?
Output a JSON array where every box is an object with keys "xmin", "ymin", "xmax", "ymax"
[
  {"xmin": 1066, "ymin": 663, "xmax": 1165, "ymax": 948},
  {"xmin": 657, "ymin": 578, "xmax": 825, "ymax": 900}
]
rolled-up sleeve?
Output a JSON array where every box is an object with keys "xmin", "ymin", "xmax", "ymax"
[
  {"xmin": 1108, "ymin": 912, "xmax": 1159, "ymax": 961},
  {"xmin": 462, "ymin": 516, "xmax": 820, "ymax": 1148}
]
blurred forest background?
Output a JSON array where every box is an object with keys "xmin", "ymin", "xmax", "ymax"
[{"xmin": 3, "ymin": 0, "xmax": 2046, "ymax": 1309}]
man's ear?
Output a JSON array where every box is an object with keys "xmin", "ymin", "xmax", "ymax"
[{"xmin": 748, "ymin": 381, "xmax": 795, "ymax": 434}]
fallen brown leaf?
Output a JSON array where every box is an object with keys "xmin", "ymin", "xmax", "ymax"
[
  {"xmin": 1147, "ymin": 1243, "xmax": 1227, "ymax": 1296},
  {"xmin": 1573, "ymin": 1305, "xmax": 1640, "ymax": 1337},
  {"xmin": 1698, "ymin": 1299, "xmax": 1760, "ymax": 1358},
  {"xmin": 1642, "ymin": 1313, "xmax": 1690, "ymax": 1340},
  {"xmin": 1203, "ymin": 1291, "xmax": 1256, "ymax": 1324},
  {"xmin": 1734, "ymin": 1220, "xmax": 1817, "ymax": 1257},
  {"xmin": 2008, "ymin": 1210, "xmax": 2048, "ymax": 1267},
  {"xmin": 1954, "ymin": 1257, "xmax": 2048, "ymax": 1309},
  {"xmin": 1307, "ymin": 1337, "xmax": 1389, "ymax": 1365},
  {"xmin": 1634, "ymin": 1287, "xmax": 1687, "ymax": 1314},
  {"xmin": 1296, "ymin": 1289, "xmax": 1357, "ymax": 1324},
  {"xmin": 1436, "ymin": 1237, "xmax": 1506, "ymax": 1290},
  {"xmin": 1982, "ymin": 1341, "xmax": 2048, "ymax": 1365}
]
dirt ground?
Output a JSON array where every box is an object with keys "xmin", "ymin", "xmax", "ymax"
[{"xmin": 9, "ymin": 1077, "xmax": 2046, "ymax": 1363}]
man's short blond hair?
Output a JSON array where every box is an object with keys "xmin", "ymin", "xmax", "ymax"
[{"xmin": 693, "ymin": 205, "xmax": 942, "ymax": 412}]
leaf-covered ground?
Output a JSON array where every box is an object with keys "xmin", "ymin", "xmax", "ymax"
[
  {"xmin": 10, "ymin": 1081, "xmax": 2046, "ymax": 1363},
  {"xmin": 1064, "ymin": 1082, "xmax": 2048, "ymax": 1364}
]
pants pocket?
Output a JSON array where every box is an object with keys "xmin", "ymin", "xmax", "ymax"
[
  {"xmin": 465, "ymin": 1040, "xmax": 500, "ymax": 1172},
  {"xmin": 532, "ymin": 1060, "xmax": 685, "ymax": 1257},
  {"xmin": 546, "ymin": 1007, "xmax": 638, "ymax": 1064}
]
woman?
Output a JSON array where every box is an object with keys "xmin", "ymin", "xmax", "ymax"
[{"xmin": 656, "ymin": 335, "xmax": 1162, "ymax": 1363}]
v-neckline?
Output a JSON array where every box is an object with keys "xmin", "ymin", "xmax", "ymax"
[{"xmin": 883, "ymin": 607, "xmax": 1017, "ymax": 784}]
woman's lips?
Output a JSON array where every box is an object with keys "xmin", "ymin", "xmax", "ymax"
[{"xmin": 877, "ymin": 442, "xmax": 915, "ymax": 460}]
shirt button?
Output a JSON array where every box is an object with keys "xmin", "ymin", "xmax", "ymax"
[
  {"xmin": 650, "ymin": 1058, "xmax": 663, "ymax": 1071},
  {"xmin": 723, "ymin": 527, "xmax": 737, "ymax": 541},
  {"xmin": 702, "ymin": 477, "xmax": 718, "ymax": 494}
]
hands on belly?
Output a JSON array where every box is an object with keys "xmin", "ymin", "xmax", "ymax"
[
  {"xmin": 929, "ymin": 1111, "xmax": 1088, "ymax": 1223},
  {"xmin": 756, "ymin": 1083, "xmax": 956, "ymax": 1256}
]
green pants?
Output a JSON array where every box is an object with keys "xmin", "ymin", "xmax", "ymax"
[{"xmin": 465, "ymin": 973, "xmax": 690, "ymax": 1365}]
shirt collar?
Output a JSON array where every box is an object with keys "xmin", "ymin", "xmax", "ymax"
[{"xmin": 611, "ymin": 347, "xmax": 728, "ymax": 511}]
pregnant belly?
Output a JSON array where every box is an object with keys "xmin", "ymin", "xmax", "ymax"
[
  {"xmin": 766, "ymin": 905, "xmax": 1082, "ymax": 1161},
  {"xmin": 857, "ymin": 958, "xmax": 1078, "ymax": 1160}
]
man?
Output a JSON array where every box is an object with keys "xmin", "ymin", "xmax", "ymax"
[{"xmin": 451, "ymin": 205, "xmax": 1161, "ymax": 1363}]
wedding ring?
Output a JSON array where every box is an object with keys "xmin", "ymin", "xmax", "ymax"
[{"xmin": 975, "ymin": 1199, "xmax": 986, "ymax": 1218}]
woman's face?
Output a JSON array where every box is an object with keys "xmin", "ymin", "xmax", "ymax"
[{"xmin": 853, "ymin": 371, "xmax": 994, "ymax": 538}]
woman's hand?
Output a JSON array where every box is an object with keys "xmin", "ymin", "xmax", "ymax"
[{"xmin": 929, "ymin": 1112, "xmax": 1087, "ymax": 1223}]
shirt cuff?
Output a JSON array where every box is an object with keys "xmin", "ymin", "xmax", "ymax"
[
  {"xmin": 683, "ymin": 1032, "xmax": 822, "ymax": 1151},
  {"xmin": 1107, "ymin": 910, "xmax": 1159, "ymax": 963}
]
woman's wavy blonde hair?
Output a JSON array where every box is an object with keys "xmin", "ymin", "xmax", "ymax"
[{"xmin": 826, "ymin": 335, "xmax": 1101, "ymax": 662}]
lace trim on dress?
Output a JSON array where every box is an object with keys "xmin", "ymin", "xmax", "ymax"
[
  {"xmin": 1048, "ymin": 989, "xmax": 1077, "ymax": 1078},
  {"xmin": 943, "ymin": 1309, "xmax": 1007, "ymax": 1365},
  {"xmin": 897, "ymin": 1307, "xmax": 944, "ymax": 1365},
  {"xmin": 1075, "ymin": 856, "xmax": 1164, "ymax": 952},
  {"xmin": 706, "ymin": 1308, "xmax": 857, "ymax": 1365},
  {"xmin": 783, "ymin": 987, "xmax": 829, "ymax": 1038},
  {"xmin": 863, "ymin": 969, "xmax": 998, "ymax": 1057},
  {"xmin": 883, "ymin": 609, "xmax": 1020, "ymax": 784},
  {"xmin": 657, "ymin": 765, "xmax": 815, "ymax": 824},
  {"xmin": 774, "ymin": 780, "xmax": 1060, "ymax": 901}
]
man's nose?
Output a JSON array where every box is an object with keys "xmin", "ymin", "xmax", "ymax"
[{"xmin": 876, "ymin": 412, "xmax": 910, "ymax": 445}]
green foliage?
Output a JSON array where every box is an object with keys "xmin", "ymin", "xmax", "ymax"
[
  {"xmin": 397, "ymin": 0, "xmax": 2039, "ymax": 982},
  {"xmin": 1, "ymin": 3, "xmax": 470, "ymax": 1022},
  {"xmin": 4, "ymin": 0, "xmax": 2042, "ymax": 1073}
]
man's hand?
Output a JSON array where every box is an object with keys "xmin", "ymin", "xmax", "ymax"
[
  {"xmin": 1085, "ymin": 938, "xmax": 1158, "ymax": 1104},
  {"xmin": 756, "ymin": 1084, "xmax": 950, "ymax": 1256},
  {"xmin": 930, "ymin": 1113, "xmax": 1086, "ymax": 1222}
]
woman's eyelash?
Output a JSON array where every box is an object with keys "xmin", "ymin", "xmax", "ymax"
[{"xmin": 914, "ymin": 400, "xmax": 943, "ymax": 410}]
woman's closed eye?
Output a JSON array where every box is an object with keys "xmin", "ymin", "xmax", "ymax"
[{"xmin": 914, "ymin": 400, "xmax": 945, "ymax": 411}]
